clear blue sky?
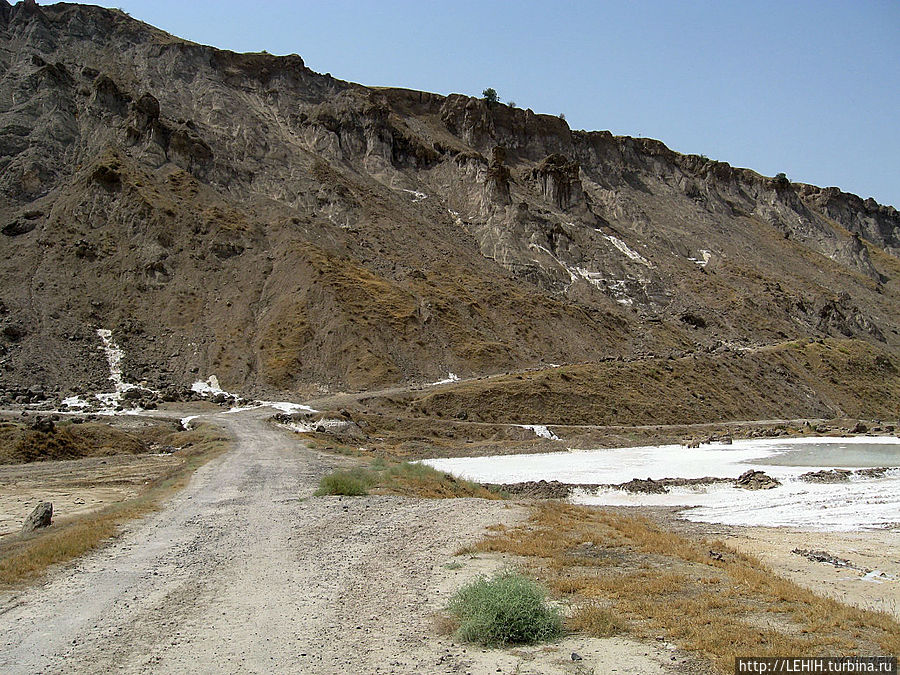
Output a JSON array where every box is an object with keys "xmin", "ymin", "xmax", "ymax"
[{"xmin": 95, "ymin": 1, "xmax": 899, "ymax": 207}]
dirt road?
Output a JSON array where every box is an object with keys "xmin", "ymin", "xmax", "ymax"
[{"xmin": 0, "ymin": 409, "xmax": 687, "ymax": 674}]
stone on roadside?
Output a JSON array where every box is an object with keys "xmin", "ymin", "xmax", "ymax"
[{"xmin": 23, "ymin": 502, "xmax": 53, "ymax": 532}]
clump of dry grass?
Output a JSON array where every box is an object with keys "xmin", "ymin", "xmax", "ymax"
[
  {"xmin": 0, "ymin": 424, "xmax": 229, "ymax": 587},
  {"xmin": 468, "ymin": 503, "xmax": 900, "ymax": 672}
]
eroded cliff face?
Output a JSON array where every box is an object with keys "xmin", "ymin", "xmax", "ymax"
[{"xmin": 0, "ymin": 1, "xmax": 897, "ymax": 399}]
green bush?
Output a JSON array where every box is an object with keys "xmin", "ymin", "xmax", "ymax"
[
  {"xmin": 482, "ymin": 87, "xmax": 499, "ymax": 104},
  {"xmin": 446, "ymin": 570, "xmax": 563, "ymax": 646},
  {"xmin": 314, "ymin": 468, "xmax": 377, "ymax": 496}
]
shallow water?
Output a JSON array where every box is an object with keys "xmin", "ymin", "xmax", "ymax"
[
  {"xmin": 424, "ymin": 436, "xmax": 900, "ymax": 531},
  {"xmin": 755, "ymin": 441, "xmax": 900, "ymax": 467}
]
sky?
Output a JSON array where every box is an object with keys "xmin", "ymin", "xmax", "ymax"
[{"xmin": 94, "ymin": 1, "xmax": 899, "ymax": 207}]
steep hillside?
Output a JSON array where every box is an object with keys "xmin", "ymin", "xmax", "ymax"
[{"xmin": 0, "ymin": 1, "xmax": 898, "ymax": 412}]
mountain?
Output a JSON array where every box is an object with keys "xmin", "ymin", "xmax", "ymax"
[{"xmin": 0, "ymin": 1, "xmax": 898, "ymax": 420}]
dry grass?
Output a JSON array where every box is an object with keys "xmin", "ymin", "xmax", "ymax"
[
  {"xmin": 367, "ymin": 338, "xmax": 900, "ymax": 426},
  {"xmin": 467, "ymin": 503, "xmax": 900, "ymax": 672},
  {"xmin": 0, "ymin": 424, "xmax": 229, "ymax": 587},
  {"xmin": 0, "ymin": 419, "xmax": 167, "ymax": 464},
  {"xmin": 315, "ymin": 459, "xmax": 501, "ymax": 500}
]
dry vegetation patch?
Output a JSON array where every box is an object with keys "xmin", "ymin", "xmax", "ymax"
[
  {"xmin": 363, "ymin": 339, "xmax": 900, "ymax": 426},
  {"xmin": 0, "ymin": 418, "xmax": 169, "ymax": 465},
  {"xmin": 314, "ymin": 459, "xmax": 500, "ymax": 500},
  {"xmin": 0, "ymin": 424, "xmax": 229, "ymax": 587},
  {"xmin": 466, "ymin": 504, "xmax": 899, "ymax": 672}
]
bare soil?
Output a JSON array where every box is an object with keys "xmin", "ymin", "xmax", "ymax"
[
  {"xmin": 721, "ymin": 527, "xmax": 900, "ymax": 620},
  {"xmin": 638, "ymin": 507, "xmax": 900, "ymax": 622},
  {"xmin": 0, "ymin": 452, "xmax": 181, "ymax": 537}
]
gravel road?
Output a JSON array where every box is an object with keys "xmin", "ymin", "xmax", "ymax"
[{"xmin": 0, "ymin": 408, "xmax": 688, "ymax": 674}]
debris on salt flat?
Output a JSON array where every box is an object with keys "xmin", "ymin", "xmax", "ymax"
[{"xmin": 282, "ymin": 419, "xmax": 351, "ymax": 434}]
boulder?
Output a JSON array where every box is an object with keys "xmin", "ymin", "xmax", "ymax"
[
  {"xmin": 22, "ymin": 502, "xmax": 52, "ymax": 532},
  {"xmin": 735, "ymin": 470, "xmax": 780, "ymax": 490}
]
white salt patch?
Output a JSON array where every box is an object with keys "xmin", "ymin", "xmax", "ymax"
[
  {"xmin": 191, "ymin": 376, "xmax": 226, "ymax": 396},
  {"xmin": 260, "ymin": 400, "xmax": 318, "ymax": 414},
  {"xmin": 688, "ymin": 250, "xmax": 712, "ymax": 267},
  {"xmin": 61, "ymin": 396, "xmax": 89, "ymax": 409},
  {"xmin": 224, "ymin": 405, "xmax": 258, "ymax": 414},
  {"xmin": 402, "ymin": 189, "xmax": 427, "ymax": 202},
  {"xmin": 519, "ymin": 425, "xmax": 560, "ymax": 440},
  {"xmin": 180, "ymin": 415, "xmax": 200, "ymax": 429},
  {"xmin": 860, "ymin": 570, "xmax": 895, "ymax": 583},
  {"xmin": 596, "ymin": 230, "xmax": 653, "ymax": 267},
  {"xmin": 431, "ymin": 372, "xmax": 459, "ymax": 386},
  {"xmin": 425, "ymin": 436, "xmax": 900, "ymax": 531}
]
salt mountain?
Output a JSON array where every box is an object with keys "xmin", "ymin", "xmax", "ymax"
[{"xmin": 0, "ymin": 1, "xmax": 898, "ymax": 422}]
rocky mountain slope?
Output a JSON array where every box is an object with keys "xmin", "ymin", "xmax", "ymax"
[{"xmin": 0, "ymin": 1, "xmax": 898, "ymax": 415}]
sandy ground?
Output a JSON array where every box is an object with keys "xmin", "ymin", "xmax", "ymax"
[
  {"xmin": 0, "ymin": 453, "xmax": 182, "ymax": 537},
  {"xmin": 0, "ymin": 408, "xmax": 690, "ymax": 674},
  {"xmin": 642, "ymin": 508, "xmax": 900, "ymax": 622},
  {"xmin": 721, "ymin": 527, "xmax": 900, "ymax": 619}
]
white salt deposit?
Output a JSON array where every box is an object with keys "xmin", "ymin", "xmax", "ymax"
[
  {"xmin": 596, "ymin": 230, "xmax": 653, "ymax": 268},
  {"xmin": 92, "ymin": 329, "xmax": 148, "ymax": 412},
  {"xmin": 402, "ymin": 189, "xmax": 428, "ymax": 202},
  {"xmin": 191, "ymin": 376, "xmax": 225, "ymax": 396},
  {"xmin": 61, "ymin": 396, "xmax": 90, "ymax": 409},
  {"xmin": 688, "ymin": 249, "xmax": 712, "ymax": 267},
  {"xmin": 431, "ymin": 372, "xmax": 459, "ymax": 386},
  {"xmin": 259, "ymin": 400, "xmax": 317, "ymax": 414},
  {"xmin": 425, "ymin": 436, "xmax": 900, "ymax": 531},
  {"xmin": 191, "ymin": 377, "xmax": 317, "ymax": 414},
  {"xmin": 519, "ymin": 425, "xmax": 560, "ymax": 440},
  {"xmin": 180, "ymin": 415, "xmax": 200, "ymax": 429}
]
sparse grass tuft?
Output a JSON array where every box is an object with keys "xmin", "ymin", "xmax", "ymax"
[
  {"xmin": 314, "ymin": 468, "xmax": 378, "ymax": 496},
  {"xmin": 570, "ymin": 601, "xmax": 621, "ymax": 637},
  {"xmin": 382, "ymin": 461, "xmax": 499, "ymax": 499},
  {"xmin": 446, "ymin": 569, "xmax": 563, "ymax": 647}
]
